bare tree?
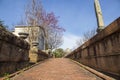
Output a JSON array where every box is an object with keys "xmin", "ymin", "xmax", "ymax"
[
  {"xmin": 48, "ymin": 27, "xmax": 63, "ymax": 50},
  {"xmin": 18, "ymin": 0, "xmax": 65, "ymax": 50},
  {"xmin": 76, "ymin": 28, "xmax": 96, "ymax": 47},
  {"xmin": 23, "ymin": 0, "xmax": 43, "ymax": 46},
  {"xmin": 83, "ymin": 29, "xmax": 96, "ymax": 42},
  {"xmin": 76, "ymin": 38, "xmax": 84, "ymax": 46}
]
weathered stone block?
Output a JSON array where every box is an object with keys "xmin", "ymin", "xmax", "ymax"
[
  {"xmin": 0, "ymin": 43, "xmax": 11, "ymax": 61},
  {"xmin": 0, "ymin": 27, "xmax": 30, "ymax": 75}
]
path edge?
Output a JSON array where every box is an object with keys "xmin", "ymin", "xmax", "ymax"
[
  {"xmin": 0, "ymin": 59, "xmax": 50, "ymax": 80},
  {"xmin": 69, "ymin": 59, "xmax": 116, "ymax": 80}
]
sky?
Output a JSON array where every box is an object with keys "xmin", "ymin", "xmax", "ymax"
[{"xmin": 0, "ymin": 0, "xmax": 120, "ymax": 50}]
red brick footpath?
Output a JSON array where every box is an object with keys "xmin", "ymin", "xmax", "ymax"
[{"xmin": 11, "ymin": 58, "xmax": 102, "ymax": 80}]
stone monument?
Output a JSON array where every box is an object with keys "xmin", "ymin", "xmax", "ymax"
[{"xmin": 94, "ymin": 0, "xmax": 104, "ymax": 32}]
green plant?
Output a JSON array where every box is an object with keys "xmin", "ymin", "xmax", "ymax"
[
  {"xmin": 53, "ymin": 48, "xmax": 65, "ymax": 58},
  {"xmin": 4, "ymin": 73, "xmax": 10, "ymax": 80},
  {"xmin": 0, "ymin": 19, "xmax": 8, "ymax": 30}
]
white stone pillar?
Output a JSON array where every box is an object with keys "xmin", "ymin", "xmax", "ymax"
[{"xmin": 94, "ymin": 0, "xmax": 104, "ymax": 32}]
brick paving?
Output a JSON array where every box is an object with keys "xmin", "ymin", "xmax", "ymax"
[{"xmin": 11, "ymin": 58, "xmax": 102, "ymax": 80}]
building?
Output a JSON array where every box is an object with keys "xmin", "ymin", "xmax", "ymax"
[{"xmin": 13, "ymin": 26, "xmax": 45, "ymax": 50}]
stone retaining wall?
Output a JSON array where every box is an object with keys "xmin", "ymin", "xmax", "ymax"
[
  {"xmin": 65, "ymin": 17, "xmax": 120, "ymax": 77},
  {"xmin": 0, "ymin": 27, "xmax": 30, "ymax": 75}
]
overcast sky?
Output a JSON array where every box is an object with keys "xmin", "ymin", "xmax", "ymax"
[{"xmin": 0, "ymin": 0, "xmax": 120, "ymax": 50}]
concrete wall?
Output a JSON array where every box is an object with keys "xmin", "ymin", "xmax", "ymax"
[
  {"xmin": 65, "ymin": 17, "xmax": 120, "ymax": 77},
  {"xmin": 0, "ymin": 27, "xmax": 30, "ymax": 75}
]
